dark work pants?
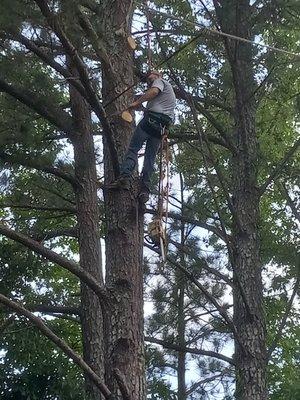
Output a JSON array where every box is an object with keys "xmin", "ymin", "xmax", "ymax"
[{"xmin": 120, "ymin": 118, "xmax": 161, "ymax": 189}]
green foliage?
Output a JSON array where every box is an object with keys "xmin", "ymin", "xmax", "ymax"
[
  {"xmin": 0, "ymin": 0, "xmax": 299, "ymax": 399},
  {"xmin": 0, "ymin": 318, "xmax": 84, "ymax": 399}
]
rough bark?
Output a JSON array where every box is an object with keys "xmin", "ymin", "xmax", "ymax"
[
  {"xmin": 99, "ymin": 1, "xmax": 146, "ymax": 399},
  {"xmin": 214, "ymin": 1, "xmax": 268, "ymax": 399},
  {"xmin": 69, "ymin": 64, "xmax": 105, "ymax": 400}
]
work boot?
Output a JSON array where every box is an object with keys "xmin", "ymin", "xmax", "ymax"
[{"xmin": 107, "ymin": 175, "xmax": 131, "ymax": 190}]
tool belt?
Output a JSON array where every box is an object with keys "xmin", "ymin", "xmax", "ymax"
[{"xmin": 141, "ymin": 111, "xmax": 172, "ymax": 138}]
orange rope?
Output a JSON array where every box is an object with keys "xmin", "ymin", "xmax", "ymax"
[{"xmin": 157, "ymin": 126, "xmax": 170, "ymax": 263}]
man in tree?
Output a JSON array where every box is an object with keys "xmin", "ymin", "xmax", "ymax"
[{"xmin": 109, "ymin": 70, "xmax": 176, "ymax": 202}]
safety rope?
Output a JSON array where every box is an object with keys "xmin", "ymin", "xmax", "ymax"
[
  {"xmin": 146, "ymin": 126, "xmax": 170, "ymax": 262},
  {"xmin": 157, "ymin": 126, "xmax": 170, "ymax": 263},
  {"xmin": 142, "ymin": 2, "xmax": 170, "ymax": 263},
  {"xmin": 103, "ymin": 2, "xmax": 299, "ymax": 111},
  {"xmin": 141, "ymin": 3, "xmax": 300, "ymax": 59}
]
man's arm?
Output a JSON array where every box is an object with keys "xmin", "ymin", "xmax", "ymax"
[{"xmin": 128, "ymin": 87, "xmax": 160, "ymax": 110}]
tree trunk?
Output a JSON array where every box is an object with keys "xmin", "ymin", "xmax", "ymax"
[
  {"xmin": 214, "ymin": 1, "xmax": 268, "ymax": 399},
  {"xmin": 99, "ymin": 1, "xmax": 146, "ymax": 398},
  {"xmin": 69, "ymin": 65, "xmax": 105, "ymax": 400}
]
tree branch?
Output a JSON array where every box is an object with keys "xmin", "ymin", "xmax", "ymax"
[
  {"xmin": 194, "ymin": 101, "xmax": 235, "ymax": 151},
  {"xmin": 79, "ymin": 0, "xmax": 101, "ymax": 15},
  {"xmin": 168, "ymin": 130, "xmax": 229, "ymax": 149},
  {"xmin": 0, "ymin": 78, "xmax": 74, "ymax": 135},
  {"xmin": 75, "ymin": 8, "xmax": 113, "ymax": 73},
  {"xmin": 28, "ymin": 304, "xmax": 80, "ymax": 315},
  {"xmin": 186, "ymin": 372, "xmax": 230, "ymax": 395},
  {"xmin": 33, "ymin": 227, "xmax": 79, "ymax": 242},
  {"xmin": 34, "ymin": 0, "xmax": 120, "ymax": 175},
  {"xmin": 145, "ymin": 208, "xmax": 227, "ymax": 242},
  {"xmin": 169, "ymin": 238, "xmax": 233, "ymax": 286},
  {"xmin": 113, "ymin": 368, "xmax": 132, "ymax": 400},
  {"xmin": 267, "ymin": 272, "xmax": 300, "ymax": 358},
  {"xmin": 0, "ymin": 203, "xmax": 76, "ymax": 214},
  {"xmin": 144, "ymin": 243, "xmax": 236, "ymax": 336},
  {"xmin": 5, "ymin": 31, "xmax": 88, "ymax": 100},
  {"xmin": 172, "ymin": 85, "xmax": 234, "ymax": 150},
  {"xmin": 145, "ymin": 336, "xmax": 234, "ymax": 365},
  {"xmin": 173, "ymin": 87, "xmax": 233, "ymax": 115},
  {"xmin": 0, "ymin": 150, "xmax": 77, "ymax": 186},
  {"xmin": 0, "ymin": 224, "xmax": 108, "ymax": 305},
  {"xmin": 279, "ymin": 182, "xmax": 300, "ymax": 223},
  {"xmin": 0, "ymin": 294, "xmax": 113, "ymax": 399},
  {"xmin": 259, "ymin": 138, "xmax": 300, "ymax": 195}
]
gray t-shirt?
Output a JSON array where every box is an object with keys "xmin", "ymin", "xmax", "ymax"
[{"xmin": 146, "ymin": 78, "xmax": 176, "ymax": 119}]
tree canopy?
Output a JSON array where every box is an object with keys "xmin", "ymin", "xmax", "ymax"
[{"xmin": 0, "ymin": 1, "xmax": 299, "ymax": 399}]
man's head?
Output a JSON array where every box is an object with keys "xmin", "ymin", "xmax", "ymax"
[{"xmin": 146, "ymin": 70, "xmax": 162, "ymax": 85}]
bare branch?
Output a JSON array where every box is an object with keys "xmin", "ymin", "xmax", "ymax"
[
  {"xmin": 169, "ymin": 131, "xmax": 229, "ymax": 148},
  {"xmin": 33, "ymin": 227, "xmax": 79, "ymax": 242},
  {"xmin": 0, "ymin": 224, "xmax": 108, "ymax": 304},
  {"xmin": 186, "ymin": 372, "xmax": 230, "ymax": 395},
  {"xmin": 28, "ymin": 304, "xmax": 80, "ymax": 315},
  {"xmin": 145, "ymin": 336, "xmax": 234, "ymax": 365},
  {"xmin": 193, "ymin": 101, "xmax": 235, "ymax": 151},
  {"xmin": 0, "ymin": 294, "xmax": 113, "ymax": 399}
]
